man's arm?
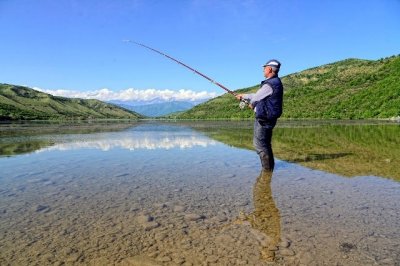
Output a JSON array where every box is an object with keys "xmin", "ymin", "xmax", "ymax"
[
  {"xmin": 247, "ymin": 83, "xmax": 273, "ymax": 105},
  {"xmin": 236, "ymin": 83, "xmax": 273, "ymax": 105}
]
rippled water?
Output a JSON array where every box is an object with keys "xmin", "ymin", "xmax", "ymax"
[{"xmin": 0, "ymin": 121, "xmax": 399, "ymax": 265}]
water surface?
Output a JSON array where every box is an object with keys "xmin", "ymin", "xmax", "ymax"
[{"xmin": 0, "ymin": 121, "xmax": 399, "ymax": 265}]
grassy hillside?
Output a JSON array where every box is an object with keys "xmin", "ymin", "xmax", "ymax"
[
  {"xmin": 0, "ymin": 84, "xmax": 143, "ymax": 120},
  {"xmin": 173, "ymin": 55, "xmax": 400, "ymax": 119}
]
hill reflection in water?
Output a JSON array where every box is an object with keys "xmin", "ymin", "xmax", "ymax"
[
  {"xmin": 192, "ymin": 120, "xmax": 400, "ymax": 181},
  {"xmin": 2, "ymin": 121, "xmax": 399, "ymax": 181},
  {"xmin": 0, "ymin": 122, "xmax": 217, "ymax": 156}
]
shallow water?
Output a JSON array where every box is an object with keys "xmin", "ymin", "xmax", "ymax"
[{"xmin": 0, "ymin": 121, "xmax": 399, "ymax": 265}]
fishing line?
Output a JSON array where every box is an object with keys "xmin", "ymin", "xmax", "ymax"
[{"xmin": 123, "ymin": 40, "xmax": 249, "ymax": 109}]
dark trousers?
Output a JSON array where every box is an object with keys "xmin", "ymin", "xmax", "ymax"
[{"xmin": 253, "ymin": 118, "xmax": 276, "ymax": 172}]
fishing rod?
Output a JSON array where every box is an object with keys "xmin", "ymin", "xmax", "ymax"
[{"xmin": 123, "ymin": 40, "xmax": 249, "ymax": 109}]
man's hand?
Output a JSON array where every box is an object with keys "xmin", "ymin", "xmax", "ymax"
[{"xmin": 235, "ymin": 94, "xmax": 243, "ymax": 101}]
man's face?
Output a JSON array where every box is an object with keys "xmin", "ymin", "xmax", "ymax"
[{"xmin": 263, "ymin": 66, "xmax": 271, "ymax": 78}]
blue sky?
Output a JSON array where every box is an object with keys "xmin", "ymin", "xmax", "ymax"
[{"xmin": 1, "ymin": 0, "xmax": 399, "ymax": 102}]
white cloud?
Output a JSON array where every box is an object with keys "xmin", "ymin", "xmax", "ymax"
[{"xmin": 33, "ymin": 87, "xmax": 219, "ymax": 102}]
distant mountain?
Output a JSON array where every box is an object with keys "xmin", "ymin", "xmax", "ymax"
[
  {"xmin": 173, "ymin": 55, "xmax": 400, "ymax": 120},
  {"xmin": 0, "ymin": 84, "xmax": 143, "ymax": 120},
  {"xmin": 113, "ymin": 101, "xmax": 196, "ymax": 117},
  {"xmin": 108, "ymin": 98, "xmax": 206, "ymax": 107}
]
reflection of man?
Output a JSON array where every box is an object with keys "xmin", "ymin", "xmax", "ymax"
[
  {"xmin": 250, "ymin": 170, "xmax": 281, "ymax": 261},
  {"xmin": 236, "ymin": 59, "xmax": 283, "ymax": 171}
]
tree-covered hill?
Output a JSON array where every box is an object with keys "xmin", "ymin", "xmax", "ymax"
[
  {"xmin": 172, "ymin": 55, "xmax": 400, "ymax": 120},
  {"xmin": 0, "ymin": 84, "xmax": 143, "ymax": 120}
]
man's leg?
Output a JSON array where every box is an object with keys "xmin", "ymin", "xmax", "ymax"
[{"xmin": 253, "ymin": 119, "xmax": 275, "ymax": 171}]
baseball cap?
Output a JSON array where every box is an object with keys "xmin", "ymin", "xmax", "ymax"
[{"xmin": 263, "ymin": 59, "xmax": 281, "ymax": 68}]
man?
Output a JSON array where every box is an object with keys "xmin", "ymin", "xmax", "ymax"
[{"xmin": 236, "ymin": 59, "xmax": 284, "ymax": 172}]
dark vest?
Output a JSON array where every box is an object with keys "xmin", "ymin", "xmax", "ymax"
[{"xmin": 254, "ymin": 76, "xmax": 283, "ymax": 120}]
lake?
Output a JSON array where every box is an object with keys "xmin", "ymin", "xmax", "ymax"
[{"xmin": 0, "ymin": 121, "xmax": 399, "ymax": 265}]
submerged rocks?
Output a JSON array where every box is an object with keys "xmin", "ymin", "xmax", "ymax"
[
  {"xmin": 279, "ymin": 238, "xmax": 291, "ymax": 248},
  {"xmin": 142, "ymin": 221, "xmax": 160, "ymax": 231},
  {"xmin": 122, "ymin": 255, "xmax": 161, "ymax": 266},
  {"xmin": 136, "ymin": 214, "xmax": 153, "ymax": 224},
  {"xmin": 184, "ymin": 213, "xmax": 205, "ymax": 222},
  {"xmin": 339, "ymin": 242, "xmax": 357, "ymax": 253},
  {"xmin": 33, "ymin": 204, "xmax": 50, "ymax": 213},
  {"xmin": 2, "ymin": 122, "xmax": 400, "ymax": 266},
  {"xmin": 279, "ymin": 248, "xmax": 296, "ymax": 256},
  {"xmin": 220, "ymin": 174, "xmax": 236, "ymax": 179},
  {"xmin": 136, "ymin": 214, "xmax": 159, "ymax": 230},
  {"xmin": 173, "ymin": 205, "xmax": 186, "ymax": 212}
]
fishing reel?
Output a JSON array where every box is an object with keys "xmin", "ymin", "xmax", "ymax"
[{"xmin": 239, "ymin": 99, "xmax": 250, "ymax": 110}]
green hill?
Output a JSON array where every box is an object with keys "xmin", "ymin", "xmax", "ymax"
[
  {"xmin": 172, "ymin": 55, "xmax": 400, "ymax": 120},
  {"xmin": 0, "ymin": 84, "xmax": 143, "ymax": 120}
]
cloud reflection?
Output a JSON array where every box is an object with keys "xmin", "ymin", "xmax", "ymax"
[{"xmin": 36, "ymin": 132, "xmax": 217, "ymax": 153}]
